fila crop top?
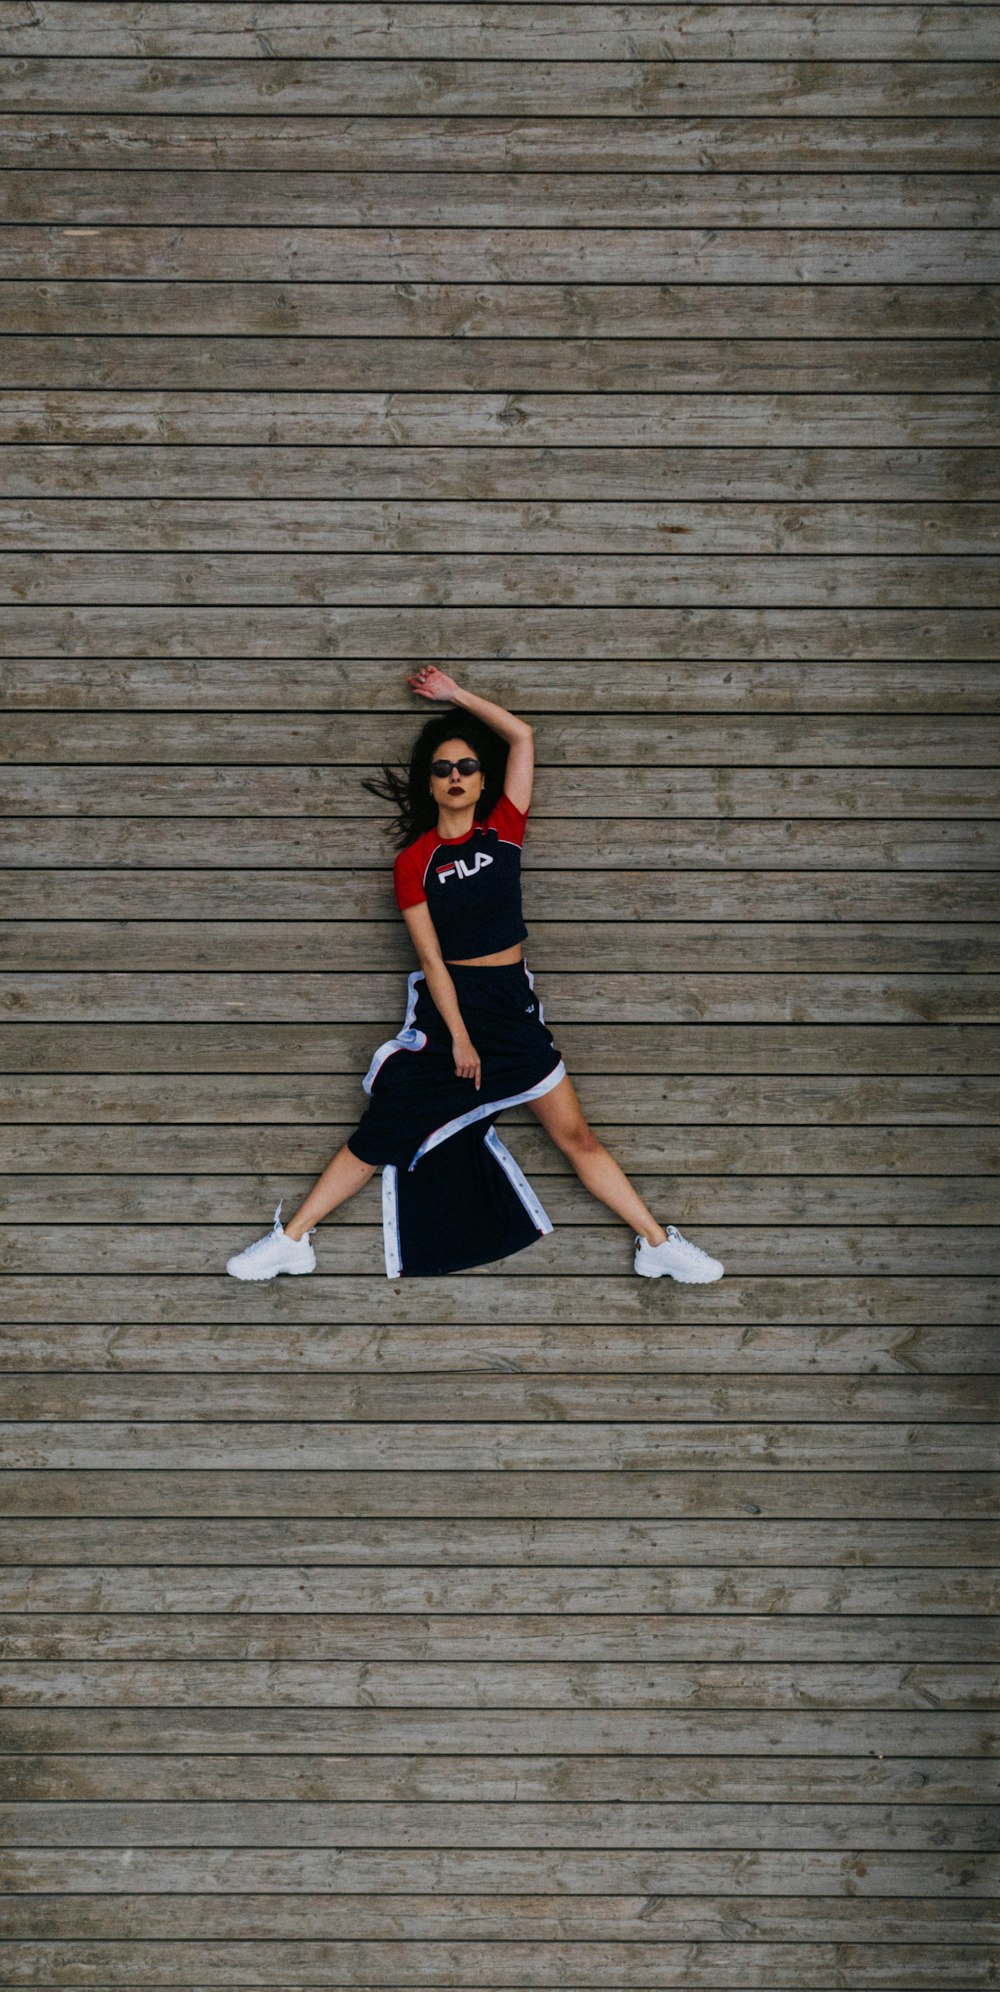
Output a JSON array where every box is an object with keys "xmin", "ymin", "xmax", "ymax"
[{"xmin": 393, "ymin": 792, "xmax": 529, "ymax": 959}]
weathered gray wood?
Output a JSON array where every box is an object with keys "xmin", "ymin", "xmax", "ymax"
[
  {"xmin": 3, "ymin": 1843, "xmax": 997, "ymax": 1899},
  {"xmin": 3, "ymin": 391, "xmax": 995, "ymax": 447},
  {"xmin": 1, "ymin": 1271, "xmax": 992, "ymax": 1325},
  {"xmin": 2, "ymin": 117, "xmax": 997, "ymax": 176},
  {"xmin": 6, "ymin": 603, "xmax": 997, "ymax": 656},
  {"xmin": 6, "ymin": 59, "xmax": 996, "ymax": 118},
  {"xmin": 1, "ymin": 1935, "xmax": 997, "ymax": 1986},
  {"xmin": 7, "ymin": 1120, "xmax": 999, "ymax": 1182},
  {"xmin": 2, "ymin": 1609, "xmax": 996, "ymax": 1664},
  {"xmin": 0, "ymin": 1023, "xmax": 993, "ymax": 1076},
  {"xmin": 4, "ymin": 1071, "xmax": 997, "ymax": 1132},
  {"xmin": 2, "ymin": 1425, "xmax": 994, "ymax": 1471},
  {"xmin": 3, "ymin": 1892, "xmax": 997, "ymax": 1943},
  {"xmin": 2, "ymin": 116, "xmax": 996, "ymax": 175},
  {"xmin": 6, "ymin": 549, "xmax": 999, "ymax": 605},
  {"xmin": 0, "ymin": 1703, "xmax": 992, "ymax": 1757},
  {"xmin": 2, "ymin": 1520, "xmax": 995, "ymax": 1574},
  {"xmin": 20, "ymin": 1219, "xmax": 987, "ymax": 1273},
  {"xmin": 4, "ymin": 758, "xmax": 998, "ymax": 820},
  {"xmin": 2, "ymin": 1315, "xmax": 994, "ymax": 1375},
  {"xmin": 7, "ymin": 710, "xmax": 998, "ymax": 764},
  {"xmin": 5, "ymin": 6, "xmax": 998, "ymax": 62},
  {"xmin": 8, "ymin": 497, "xmax": 999, "ymax": 555},
  {"xmin": 0, "ymin": 6, "xmax": 993, "ymax": 1977},
  {"xmin": 6, "ymin": 970, "xmax": 996, "ymax": 1026},
  {"xmin": 6, "ymin": 1071, "xmax": 995, "ymax": 1127},
  {"xmin": 3, "ymin": 1469, "xmax": 995, "ymax": 1522},
  {"xmin": 4, "ymin": 1372, "xmax": 993, "ymax": 1423},
  {"xmin": 1, "ymin": 1795, "xmax": 995, "ymax": 1846},
  {"xmin": 4, "ymin": 332, "xmax": 996, "ymax": 387},
  {"xmin": 7, "ymin": 171, "xmax": 999, "ymax": 229},
  {"xmin": 6, "ymin": 823, "xmax": 997, "ymax": 873},
  {"xmin": 3, "ymin": 440, "xmax": 996, "ymax": 500},
  {"xmin": 7, "ymin": 922, "xmax": 998, "ymax": 977},
  {"xmin": 4, "ymin": 1655, "xmax": 995, "ymax": 1709}
]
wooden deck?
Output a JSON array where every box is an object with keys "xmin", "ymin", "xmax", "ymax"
[{"xmin": 0, "ymin": 3, "xmax": 997, "ymax": 1986}]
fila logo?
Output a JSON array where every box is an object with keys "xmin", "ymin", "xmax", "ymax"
[{"xmin": 436, "ymin": 852, "xmax": 494, "ymax": 885}]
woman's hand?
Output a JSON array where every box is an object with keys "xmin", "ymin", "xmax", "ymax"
[
  {"xmin": 407, "ymin": 665, "xmax": 462, "ymax": 703},
  {"xmin": 452, "ymin": 1034, "xmax": 482, "ymax": 1090}
]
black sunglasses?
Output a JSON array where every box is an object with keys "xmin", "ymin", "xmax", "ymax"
[{"xmin": 430, "ymin": 757, "xmax": 481, "ymax": 778}]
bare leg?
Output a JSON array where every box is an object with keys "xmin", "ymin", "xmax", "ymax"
[
  {"xmin": 283, "ymin": 1144, "xmax": 376, "ymax": 1240},
  {"xmin": 529, "ymin": 1074, "xmax": 667, "ymax": 1246}
]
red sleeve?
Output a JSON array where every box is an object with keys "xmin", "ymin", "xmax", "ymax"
[
  {"xmin": 393, "ymin": 841, "xmax": 428, "ymax": 912},
  {"xmin": 487, "ymin": 792, "xmax": 529, "ymax": 847}
]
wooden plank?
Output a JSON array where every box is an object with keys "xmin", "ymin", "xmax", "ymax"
[
  {"xmin": 5, "ymin": 1071, "xmax": 996, "ymax": 1125},
  {"xmin": 7, "ymin": 1119, "xmax": 999, "ymax": 1181},
  {"xmin": 4, "ymin": 1655, "xmax": 996, "ymax": 1709},
  {"xmin": 7, "ymin": 170, "xmax": 998, "ymax": 228},
  {"xmin": 7, "ymin": 711, "xmax": 998, "ymax": 764},
  {"xmin": 0, "ymin": 1935, "xmax": 997, "ymax": 1983},
  {"xmin": 2, "ymin": 1425, "xmax": 994, "ymax": 1471},
  {"xmin": 3, "ymin": 1520, "xmax": 996, "ymax": 1573},
  {"xmin": 4, "ymin": 862, "xmax": 998, "ymax": 922},
  {"xmin": 1, "ymin": 1795, "xmax": 995, "ymax": 1846},
  {"xmin": 5, "ymin": 58, "xmax": 995, "ymax": 118},
  {"xmin": 7, "ymin": 497, "xmax": 1000, "ymax": 556},
  {"xmin": 5, "ymin": 970, "xmax": 996, "ymax": 1025},
  {"xmin": 3, "ymin": 1892, "xmax": 998, "ymax": 1943},
  {"xmin": 1, "ymin": 1023, "xmax": 992, "ymax": 1075},
  {"xmin": 4, "ymin": 1372, "xmax": 994, "ymax": 1423},
  {"xmin": 3, "ymin": 440, "xmax": 997, "ymax": 500},
  {"xmin": 2, "ymin": 1270, "xmax": 990, "ymax": 1325},
  {"xmin": 9, "ymin": 822, "xmax": 993, "ymax": 872},
  {"xmin": 5, "ymin": 332, "xmax": 996, "ymax": 388},
  {"xmin": 6, "ymin": 604, "xmax": 997, "ymax": 656},
  {"xmin": 2, "ymin": 1610, "xmax": 996, "ymax": 1663},
  {"xmin": 0, "ymin": 1703, "xmax": 992, "ymax": 1757},
  {"xmin": 2, "ymin": 1314, "xmax": 994, "ymax": 1375},
  {"xmin": 2, "ymin": 391, "xmax": 995, "ymax": 447},
  {"xmin": 3, "ymin": 758, "xmax": 998, "ymax": 817},
  {"xmin": 3, "ymin": 116, "xmax": 998, "ymax": 177},
  {"xmin": 8, "ymin": 551, "xmax": 993, "ymax": 607},
  {"xmin": 1, "ymin": 115, "xmax": 996, "ymax": 174},
  {"xmin": 5, "ymin": 6, "xmax": 999, "ymax": 62},
  {"xmin": 3, "ymin": 1467, "xmax": 996, "ymax": 1520},
  {"xmin": 4, "ymin": 1844, "xmax": 997, "ymax": 1899},
  {"xmin": 5, "ymin": 920, "xmax": 995, "ymax": 976}
]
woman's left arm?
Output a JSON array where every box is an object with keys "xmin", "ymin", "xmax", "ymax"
[{"xmin": 407, "ymin": 667, "xmax": 534, "ymax": 812}]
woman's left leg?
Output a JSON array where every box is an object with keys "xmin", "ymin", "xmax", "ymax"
[{"xmin": 529, "ymin": 1073, "xmax": 666, "ymax": 1245}]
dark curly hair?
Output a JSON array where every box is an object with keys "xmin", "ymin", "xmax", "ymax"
[{"xmin": 361, "ymin": 710, "xmax": 509, "ymax": 851}]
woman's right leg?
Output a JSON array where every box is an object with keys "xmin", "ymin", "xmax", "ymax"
[{"xmin": 283, "ymin": 1144, "xmax": 376, "ymax": 1240}]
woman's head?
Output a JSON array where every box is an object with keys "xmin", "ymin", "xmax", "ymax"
[{"xmin": 362, "ymin": 709, "xmax": 507, "ymax": 849}]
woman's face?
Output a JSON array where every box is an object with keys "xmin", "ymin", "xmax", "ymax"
[{"xmin": 429, "ymin": 737, "xmax": 486, "ymax": 811}]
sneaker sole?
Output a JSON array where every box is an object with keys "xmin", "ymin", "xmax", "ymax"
[
  {"xmin": 226, "ymin": 1259, "xmax": 316, "ymax": 1281},
  {"xmin": 635, "ymin": 1260, "xmax": 723, "ymax": 1283}
]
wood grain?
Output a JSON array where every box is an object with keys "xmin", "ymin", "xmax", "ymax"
[{"xmin": 0, "ymin": 10, "xmax": 993, "ymax": 1983}]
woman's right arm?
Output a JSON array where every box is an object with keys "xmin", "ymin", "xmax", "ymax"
[{"xmin": 401, "ymin": 901, "xmax": 481, "ymax": 1090}]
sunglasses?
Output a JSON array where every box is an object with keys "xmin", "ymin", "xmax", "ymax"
[{"xmin": 430, "ymin": 757, "xmax": 481, "ymax": 778}]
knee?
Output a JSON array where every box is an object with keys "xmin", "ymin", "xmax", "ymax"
[{"xmin": 559, "ymin": 1116, "xmax": 601, "ymax": 1162}]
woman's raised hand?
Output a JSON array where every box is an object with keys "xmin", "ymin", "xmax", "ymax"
[{"xmin": 407, "ymin": 665, "xmax": 461, "ymax": 702}]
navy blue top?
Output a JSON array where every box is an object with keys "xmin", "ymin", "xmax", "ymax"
[{"xmin": 393, "ymin": 793, "xmax": 529, "ymax": 959}]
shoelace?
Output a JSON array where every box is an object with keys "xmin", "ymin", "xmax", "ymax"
[{"xmin": 666, "ymin": 1225, "xmax": 712, "ymax": 1259}]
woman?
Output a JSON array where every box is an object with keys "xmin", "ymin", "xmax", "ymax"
[{"xmin": 226, "ymin": 670, "xmax": 723, "ymax": 1284}]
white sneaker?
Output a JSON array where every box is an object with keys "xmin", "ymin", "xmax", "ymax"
[
  {"xmin": 635, "ymin": 1224, "xmax": 724, "ymax": 1283},
  {"xmin": 226, "ymin": 1200, "xmax": 316, "ymax": 1280}
]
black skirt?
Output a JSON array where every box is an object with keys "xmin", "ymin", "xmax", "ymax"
[{"xmin": 347, "ymin": 961, "xmax": 565, "ymax": 1277}]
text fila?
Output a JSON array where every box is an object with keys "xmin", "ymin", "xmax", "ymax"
[{"xmin": 436, "ymin": 852, "xmax": 494, "ymax": 885}]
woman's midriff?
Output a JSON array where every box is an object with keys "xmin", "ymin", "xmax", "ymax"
[{"xmin": 445, "ymin": 943, "xmax": 524, "ymax": 967}]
